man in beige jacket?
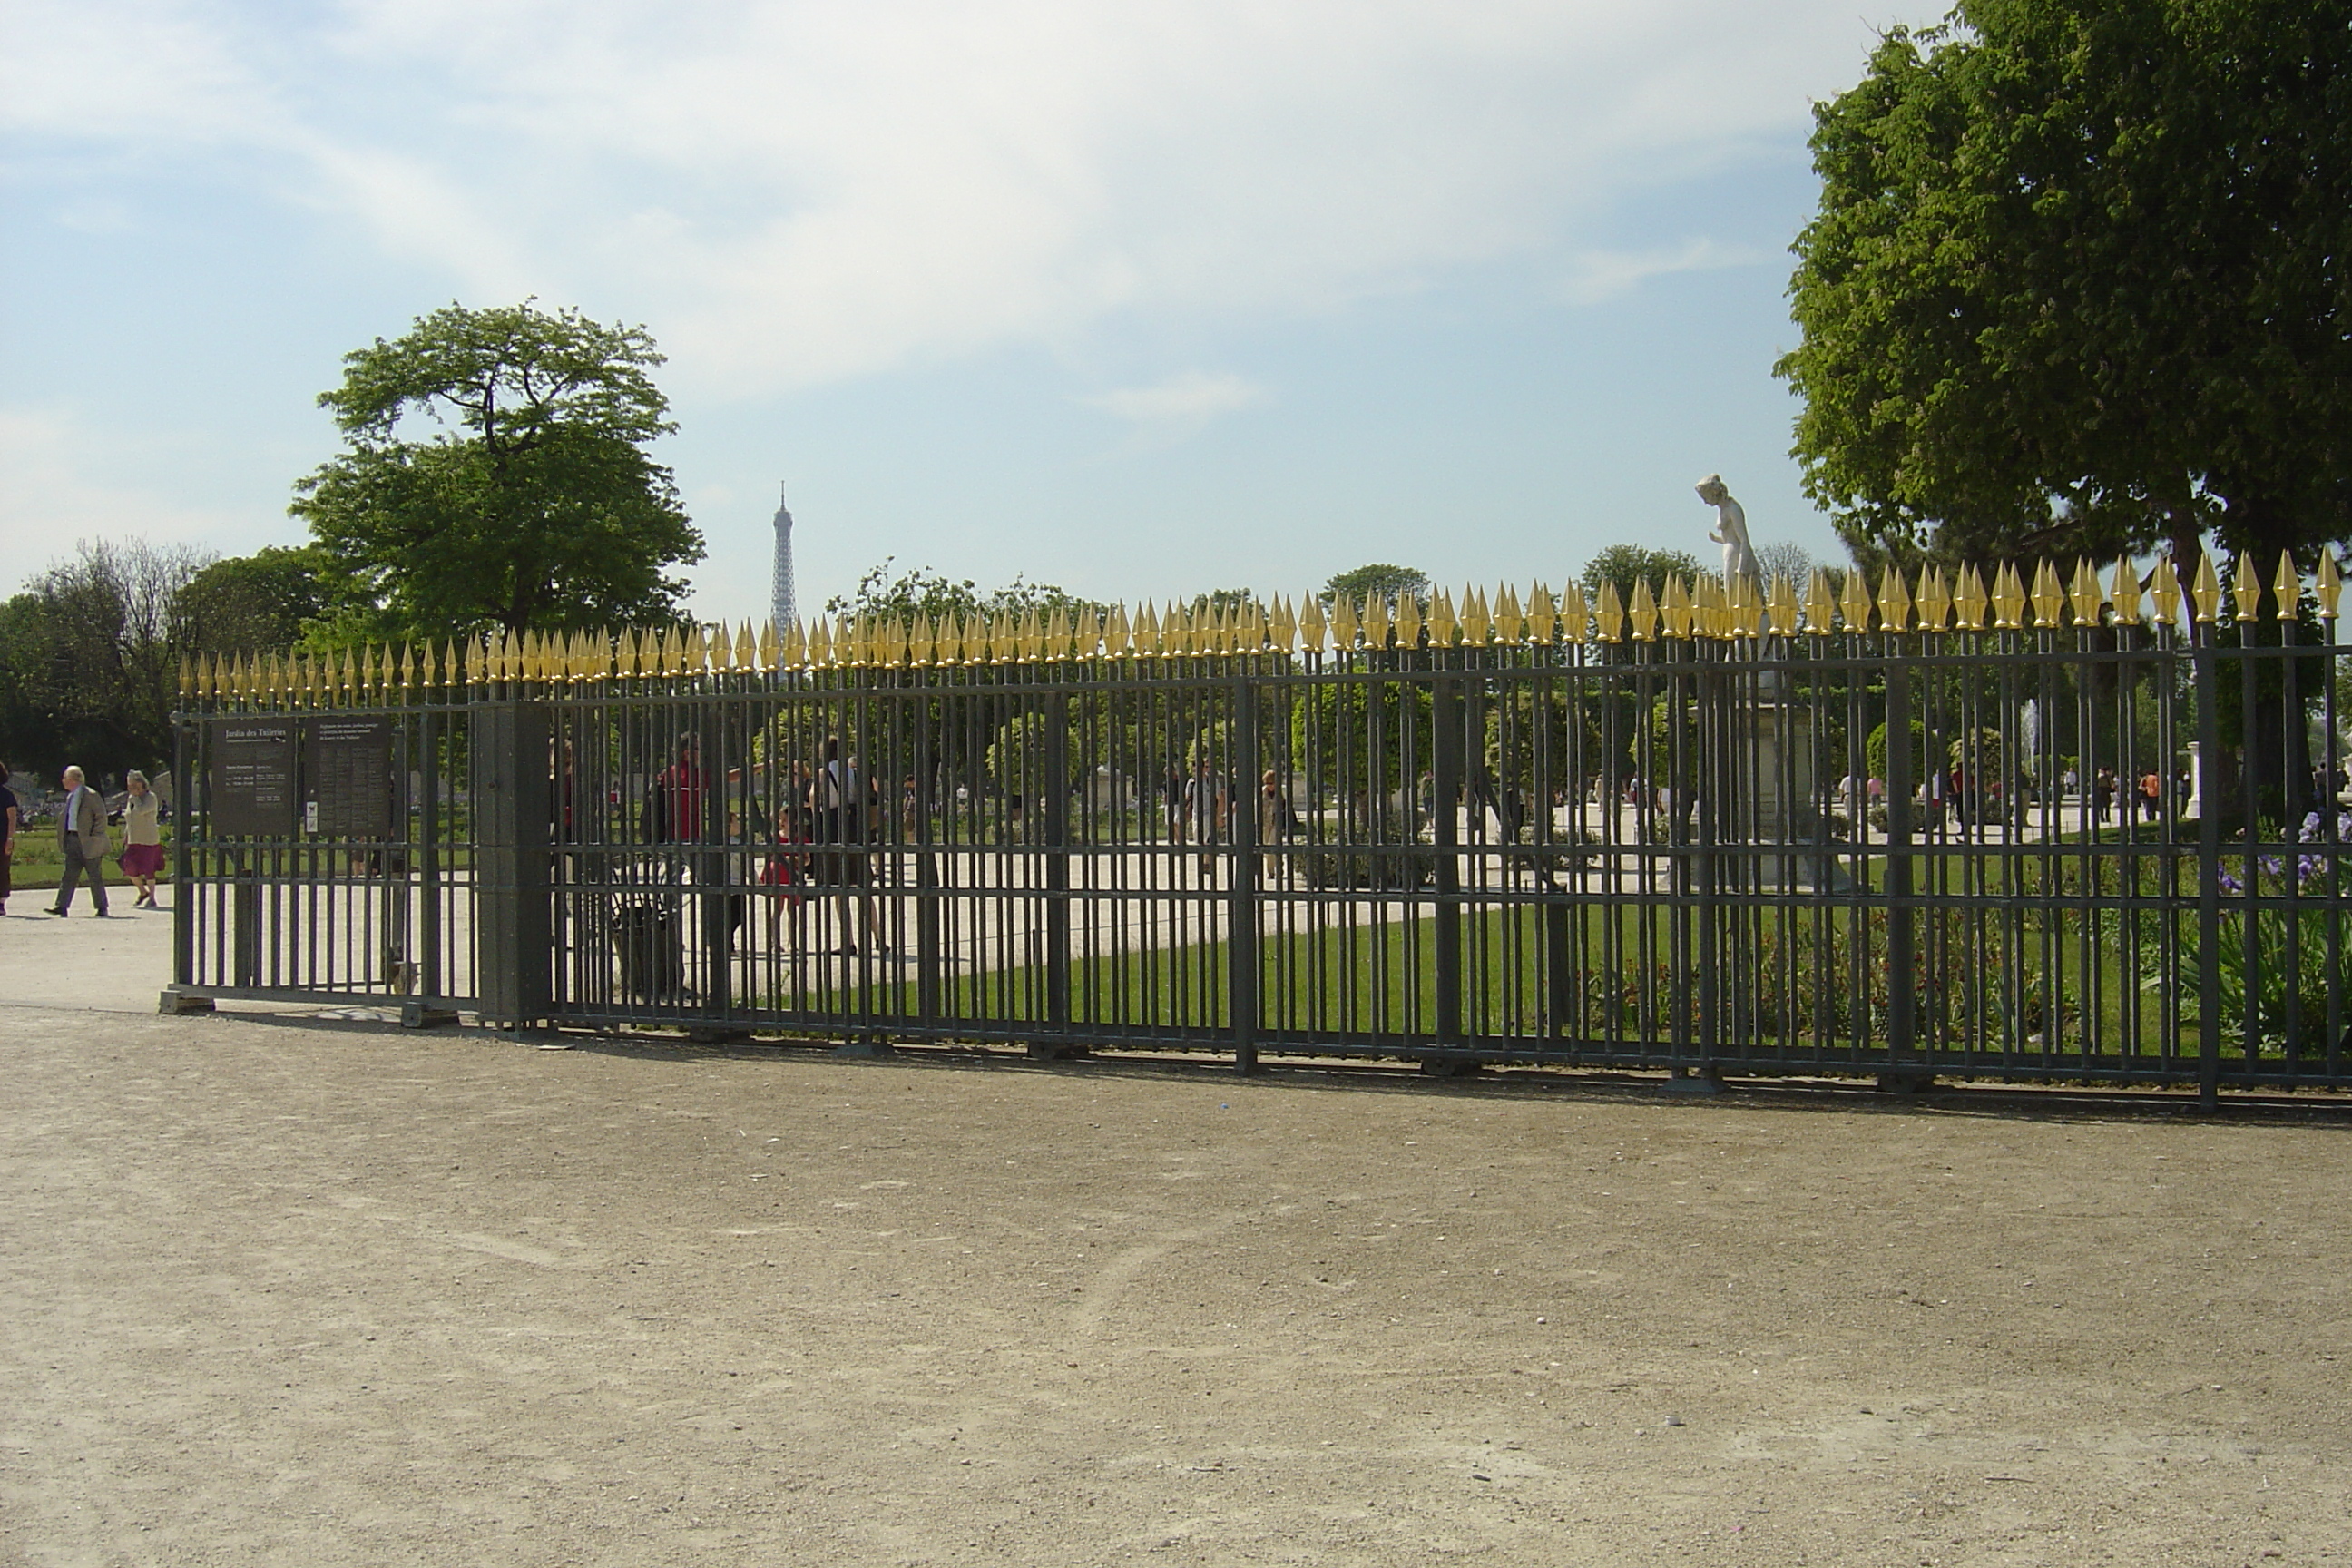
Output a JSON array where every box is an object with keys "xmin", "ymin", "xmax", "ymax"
[{"xmin": 48, "ymin": 764, "xmax": 111, "ymax": 917}]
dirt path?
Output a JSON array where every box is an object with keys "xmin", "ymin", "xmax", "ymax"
[{"xmin": 1, "ymin": 1003, "xmax": 2347, "ymax": 1565}]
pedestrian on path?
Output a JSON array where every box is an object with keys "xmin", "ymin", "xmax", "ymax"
[
  {"xmin": 119, "ymin": 770, "xmax": 163, "ymax": 908},
  {"xmin": 48, "ymin": 764, "xmax": 110, "ymax": 917},
  {"xmin": 0, "ymin": 760, "xmax": 17, "ymax": 917}
]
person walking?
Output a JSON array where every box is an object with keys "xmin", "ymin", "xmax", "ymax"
[
  {"xmin": 0, "ymin": 761, "xmax": 17, "ymax": 917},
  {"xmin": 47, "ymin": 764, "xmax": 110, "ymax": 917},
  {"xmin": 119, "ymin": 770, "xmax": 164, "ymax": 908},
  {"xmin": 1257, "ymin": 769, "xmax": 1290, "ymax": 883}
]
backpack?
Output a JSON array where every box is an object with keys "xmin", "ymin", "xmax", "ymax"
[{"xmin": 640, "ymin": 776, "xmax": 671, "ymax": 843}]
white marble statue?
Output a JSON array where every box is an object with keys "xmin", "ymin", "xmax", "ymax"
[{"xmin": 1696, "ymin": 474, "xmax": 1759, "ymax": 590}]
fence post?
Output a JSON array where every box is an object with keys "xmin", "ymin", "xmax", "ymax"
[
  {"xmin": 171, "ymin": 715, "xmax": 196, "ymax": 987},
  {"xmin": 1044, "ymin": 691, "xmax": 1073, "ymax": 1040},
  {"xmin": 418, "ymin": 706, "xmax": 444, "ymax": 1002},
  {"xmin": 475, "ymin": 700, "xmax": 552, "ymax": 1029},
  {"xmin": 916, "ymin": 706, "xmax": 942, "ymax": 1026},
  {"xmin": 1230, "ymin": 679, "xmax": 1261, "ymax": 1073},
  {"xmin": 2195, "ymin": 629, "xmax": 2222, "ymax": 1108},
  {"xmin": 1432, "ymin": 670, "xmax": 1464, "ymax": 1050},
  {"xmin": 1883, "ymin": 657, "xmax": 1918, "ymax": 1083}
]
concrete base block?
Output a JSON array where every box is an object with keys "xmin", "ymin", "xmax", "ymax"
[
  {"xmin": 400, "ymin": 1003, "xmax": 462, "ymax": 1030},
  {"xmin": 1876, "ymin": 1069, "xmax": 1938, "ymax": 1094},
  {"xmin": 833, "ymin": 1038, "xmax": 897, "ymax": 1060},
  {"xmin": 1419, "ymin": 1054, "xmax": 1482, "ymax": 1078},
  {"xmin": 1026, "ymin": 1040, "xmax": 1093, "ymax": 1062},
  {"xmin": 158, "ymin": 989, "xmax": 216, "ymax": 1016},
  {"xmin": 1661, "ymin": 1067, "xmax": 1727, "ymax": 1095}
]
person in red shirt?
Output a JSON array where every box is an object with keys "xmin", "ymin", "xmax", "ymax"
[{"xmin": 654, "ymin": 732, "xmax": 706, "ymax": 841}]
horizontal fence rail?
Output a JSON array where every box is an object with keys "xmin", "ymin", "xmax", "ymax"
[{"xmin": 172, "ymin": 553, "xmax": 2352, "ymax": 1096}]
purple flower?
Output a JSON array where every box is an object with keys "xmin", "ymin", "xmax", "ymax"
[{"xmin": 2218, "ymin": 869, "xmax": 2246, "ymax": 896}]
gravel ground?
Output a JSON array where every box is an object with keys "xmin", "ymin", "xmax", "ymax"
[{"xmin": 3, "ymin": 992, "xmax": 2349, "ymax": 1567}]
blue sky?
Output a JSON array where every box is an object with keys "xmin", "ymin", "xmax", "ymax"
[{"xmin": 2, "ymin": 0, "xmax": 1933, "ymax": 626}]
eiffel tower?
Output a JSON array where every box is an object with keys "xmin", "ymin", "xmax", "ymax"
[{"xmin": 770, "ymin": 484, "xmax": 797, "ymax": 636}]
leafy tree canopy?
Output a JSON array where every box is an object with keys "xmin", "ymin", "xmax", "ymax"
[
  {"xmin": 1780, "ymin": 1, "xmax": 2352, "ymax": 572},
  {"xmin": 291, "ymin": 301, "xmax": 704, "ymax": 637},
  {"xmin": 825, "ymin": 558, "xmax": 1107, "ymax": 622},
  {"xmin": 0, "ymin": 540, "xmax": 211, "ymax": 779},
  {"xmin": 1321, "ymin": 564, "xmax": 1428, "ymax": 607},
  {"xmin": 178, "ymin": 545, "xmax": 343, "ymax": 653},
  {"xmin": 1580, "ymin": 544, "xmax": 1706, "ymax": 606}
]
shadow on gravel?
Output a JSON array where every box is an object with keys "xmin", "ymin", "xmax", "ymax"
[{"xmin": 211, "ymin": 1002, "xmax": 2352, "ymax": 1128}]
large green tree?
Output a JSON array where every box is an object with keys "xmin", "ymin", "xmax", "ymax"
[
  {"xmin": 177, "ymin": 545, "xmax": 341, "ymax": 653},
  {"xmin": 1580, "ymin": 544, "xmax": 1706, "ymax": 606},
  {"xmin": 1321, "ymin": 564, "xmax": 1428, "ymax": 608},
  {"xmin": 1779, "ymin": 0, "xmax": 2352, "ymax": 573},
  {"xmin": 0, "ymin": 540, "xmax": 210, "ymax": 779},
  {"xmin": 292, "ymin": 301, "xmax": 704, "ymax": 637}
]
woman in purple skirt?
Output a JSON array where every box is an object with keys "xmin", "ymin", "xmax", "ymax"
[{"xmin": 119, "ymin": 770, "xmax": 164, "ymax": 909}]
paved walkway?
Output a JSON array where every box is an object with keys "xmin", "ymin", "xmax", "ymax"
[
  {"xmin": 0, "ymin": 894, "xmax": 175, "ymax": 1014},
  {"xmin": 3, "ymin": 997, "xmax": 2346, "ymax": 1565}
]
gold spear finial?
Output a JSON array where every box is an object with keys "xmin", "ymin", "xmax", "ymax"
[
  {"xmin": 1694, "ymin": 573, "xmax": 1725, "ymax": 638},
  {"xmin": 1952, "ymin": 564, "xmax": 1987, "ymax": 632},
  {"xmin": 2029, "ymin": 560, "xmax": 2064, "ymax": 628},
  {"xmin": 1494, "ymin": 584, "xmax": 1522, "ymax": 643},
  {"xmin": 1805, "ymin": 569, "xmax": 1838, "ymax": 633},
  {"xmin": 1530, "ymin": 583, "xmax": 1560, "ymax": 645},
  {"xmin": 2319, "ymin": 554, "xmax": 2343, "ymax": 622},
  {"xmin": 1659, "ymin": 575, "xmax": 1692, "ymax": 640},
  {"xmin": 1595, "ymin": 581, "xmax": 1622, "ymax": 642},
  {"xmin": 2068, "ymin": 558, "xmax": 2106, "ymax": 628},
  {"xmin": 1555, "ymin": 582, "xmax": 1584, "ymax": 644},
  {"xmin": 2108, "ymin": 557, "xmax": 2142, "ymax": 625},
  {"xmin": 2232, "ymin": 551, "xmax": 2264, "ymax": 622},
  {"xmin": 2150, "ymin": 554, "xmax": 2181, "ymax": 627},
  {"xmin": 1915, "ymin": 566, "xmax": 1950, "ymax": 633},
  {"xmin": 2273, "ymin": 550, "xmax": 2303, "ymax": 622},
  {"xmin": 1839, "ymin": 567, "xmax": 1875, "ymax": 632},
  {"xmin": 1877, "ymin": 564, "xmax": 1912, "ymax": 633},
  {"xmin": 2190, "ymin": 553, "xmax": 2222, "ymax": 623},
  {"xmin": 1629, "ymin": 578, "xmax": 1658, "ymax": 642},
  {"xmin": 1298, "ymin": 595, "xmax": 1326, "ymax": 652},
  {"xmin": 1990, "ymin": 564, "xmax": 2025, "ymax": 630}
]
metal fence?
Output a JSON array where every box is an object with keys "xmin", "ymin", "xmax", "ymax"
[{"xmin": 169, "ymin": 553, "xmax": 2352, "ymax": 1102}]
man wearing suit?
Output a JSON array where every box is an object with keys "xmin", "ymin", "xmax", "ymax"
[{"xmin": 49, "ymin": 764, "xmax": 111, "ymax": 917}]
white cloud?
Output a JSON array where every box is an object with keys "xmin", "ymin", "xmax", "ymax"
[
  {"xmin": 1560, "ymin": 238, "xmax": 1771, "ymax": 305},
  {"xmin": 0, "ymin": 407, "xmax": 241, "ymax": 592},
  {"xmin": 1088, "ymin": 370, "xmax": 1268, "ymax": 425},
  {"xmin": 4, "ymin": 0, "xmax": 1924, "ymax": 395}
]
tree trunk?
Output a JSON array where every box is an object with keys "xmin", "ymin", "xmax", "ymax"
[{"xmin": 2211, "ymin": 493, "xmax": 2318, "ymax": 831}]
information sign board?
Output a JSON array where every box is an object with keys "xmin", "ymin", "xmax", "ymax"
[
  {"xmin": 209, "ymin": 720, "xmax": 299, "ymax": 838},
  {"xmin": 304, "ymin": 716, "xmax": 397, "ymax": 838}
]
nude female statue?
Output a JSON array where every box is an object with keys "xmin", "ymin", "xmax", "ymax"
[{"xmin": 1695, "ymin": 474, "xmax": 1759, "ymax": 590}]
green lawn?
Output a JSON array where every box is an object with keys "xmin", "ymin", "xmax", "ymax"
[
  {"xmin": 748, "ymin": 887, "xmax": 2327, "ymax": 1073},
  {"xmin": 6, "ymin": 827, "xmax": 172, "ymax": 893}
]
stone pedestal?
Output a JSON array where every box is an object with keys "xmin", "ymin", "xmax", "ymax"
[{"xmin": 1725, "ymin": 701, "xmax": 1821, "ymax": 887}]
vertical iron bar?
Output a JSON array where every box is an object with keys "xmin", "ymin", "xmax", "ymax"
[
  {"xmin": 2196, "ymin": 626, "xmax": 2222, "ymax": 1107},
  {"xmin": 1885, "ymin": 654, "xmax": 1916, "ymax": 1073},
  {"xmin": 1431, "ymin": 667, "xmax": 1464, "ymax": 1050},
  {"xmin": 1229, "ymin": 678, "xmax": 1261, "ymax": 1072}
]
